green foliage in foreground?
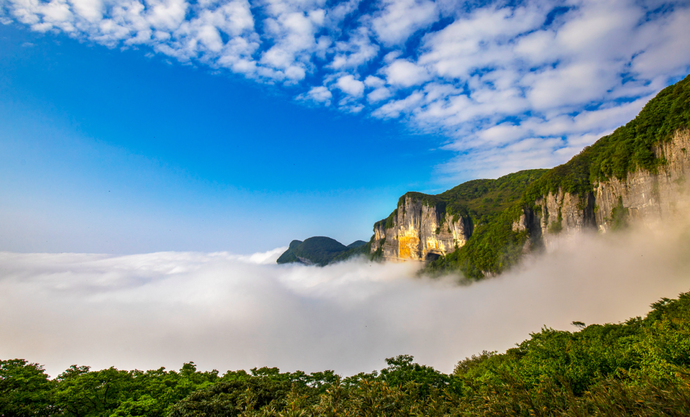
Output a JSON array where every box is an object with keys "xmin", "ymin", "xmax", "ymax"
[{"xmin": 5, "ymin": 291, "xmax": 690, "ymax": 416}]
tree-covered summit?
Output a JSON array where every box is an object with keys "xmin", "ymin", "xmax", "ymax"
[{"xmin": 276, "ymin": 236, "xmax": 368, "ymax": 266}]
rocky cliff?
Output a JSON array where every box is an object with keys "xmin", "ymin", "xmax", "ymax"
[
  {"xmin": 370, "ymin": 170, "xmax": 548, "ymax": 263},
  {"xmin": 371, "ymin": 195, "xmax": 472, "ymax": 262},
  {"xmin": 372, "ymin": 74, "xmax": 690, "ymax": 278},
  {"xmin": 510, "ymin": 128, "xmax": 690, "ymax": 252},
  {"xmin": 595, "ymin": 129, "xmax": 690, "ymax": 231}
]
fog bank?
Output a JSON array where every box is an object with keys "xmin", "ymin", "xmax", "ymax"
[{"xmin": 1, "ymin": 225, "xmax": 690, "ymax": 377}]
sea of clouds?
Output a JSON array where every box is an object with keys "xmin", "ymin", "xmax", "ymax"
[{"xmin": 2, "ymin": 222, "xmax": 690, "ymax": 378}]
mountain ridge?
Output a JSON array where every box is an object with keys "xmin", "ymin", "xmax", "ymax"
[
  {"xmin": 278, "ymin": 74, "xmax": 690, "ymax": 275},
  {"xmin": 372, "ymin": 74, "xmax": 690, "ymax": 278}
]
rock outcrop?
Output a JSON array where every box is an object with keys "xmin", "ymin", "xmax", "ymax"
[
  {"xmin": 369, "ymin": 169, "xmax": 547, "ymax": 263},
  {"xmin": 594, "ymin": 129, "xmax": 690, "ymax": 231},
  {"xmin": 371, "ymin": 195, "xmax": 472, "ymax": 262},
  {"xmin": 511, "ymin": 129, "xmax": 690, "ymax": 252},
  {"xmin": 277, "ymin": 237, "xmax": 368, "ymax": 266}
]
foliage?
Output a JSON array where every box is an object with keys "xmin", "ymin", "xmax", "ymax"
[
  {"xmin": 425, "ymin": 205, "xmax": 529, "ymax": 279},
  {"xmin": 329, "ymin": 240, "xmax": 371, "ymax": 264},
  {"xmin": 0, "ymin": 359, "xmax": 54, "ymax": 416},
  {"xmin": 6, "ymin": 291, "xmax": 690, "ymax": 415},
  {"xmin": 376, "ymin": 170, "xmax": 546, "ymax": 279},
  {"xmin": 399, "ymin": 169, "xmax": 547, "ymax": 226},
  {"xmin": 589, "ymin": 75, "xmax": 690, "ymax": 182},
  {"xmin": 610, "ymin": 196, "xmax": 630, "ymax": 231},
  {"xmin": 277, "ymin": 237, "xmax": 374, "ymax": 266},
  {"xmin": 519, "ymin": 74, "xmax": 690, "ymax": 201}
]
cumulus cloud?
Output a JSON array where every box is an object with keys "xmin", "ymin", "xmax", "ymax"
[
  {"xmin": 298, "ymin": 85, "xmax": 332, "ymax": 105},
  {"xmin": 370, "ymin": 0, "xmax": 438, "ymax": 46},
  {"xmin": 329, "ymin": 27, "xmax": 378, "ymax": 70},
  {"xmin": 336, "ymin": 74, "xmax": 365, "ymax": 97},
  {"xmin": 2, "ymin": 221, "xmax": 690, "ymax": 378},
  {"xmin": 382, "ymin": 59, "xmax": 431, "ymax": 87},
  {"xmin": 2, "ymin": 0, "xmax": 690, "ymax": 178}
]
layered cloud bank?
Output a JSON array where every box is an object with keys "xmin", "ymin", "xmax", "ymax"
[
  {"xmin": 3, "ymin": 0, "xmax": 690, "ymax": 177},
  {"xmin": 2, "ymin": 223, "xmax": 690, "ymax": 378}
]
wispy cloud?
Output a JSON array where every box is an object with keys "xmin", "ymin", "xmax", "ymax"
[{"xmin": 2, "ymin": 0, "xmax": 690, "ymax": 178}]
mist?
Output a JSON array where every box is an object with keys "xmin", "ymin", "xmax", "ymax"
[{"xmin": 1, "ymin": 223, "xmax": 690, "ymax": 378}]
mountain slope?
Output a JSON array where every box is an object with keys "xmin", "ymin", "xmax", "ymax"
[{"xmin": 374, "ymin": 74, "xmax": 690, "ymax": 279}]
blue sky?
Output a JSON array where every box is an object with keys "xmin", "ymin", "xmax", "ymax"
[{"xmin": 1, "ymin": 0, "xmax": 690, "ymax": 254}]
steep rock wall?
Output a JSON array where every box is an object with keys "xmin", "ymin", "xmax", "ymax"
[
  {"xmin": 515, "ymin": 129, "xmax": 690, "ymax": 250},
  {"xmin": 370, "ymin": 195, "xmax": 471, "ymax": 262},
  {"xmin": 594, "ymin": 129, "xmax": 690, "ymax": 231}
]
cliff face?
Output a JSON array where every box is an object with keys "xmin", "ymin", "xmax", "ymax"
[
  {"xmin": 372, "ymin": 129, "xmax": 690, "ymax": 263},
  {"xmin": 594, "ymin": 129, "xmax": 690, "ymax": 231},
  {"xmin": 511, "ymin": 129, "xmax": 690, "ymax": 251},
  {"xmin": 369, "ymin": 170, "xmax": 547, "ymax": 263},
  {"xmin": 371, "ymin": 195, "xmax": 471, "ymax": 262}
]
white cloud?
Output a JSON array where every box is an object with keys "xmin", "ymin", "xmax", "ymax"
[
  {"xmin": 3, "ymin": 0, "xmax": 690, "ymax": 177},
  {"xmin": 370, "ymin": 0, "xmax": 439, "ymax": 45},
  {"xmin": 329, "ymin": 27, "xmax": 378, "ymax": 70},
  {"xmin": 70, "ymin": 0, "xmax": 102, "ymax": 22},
  {"xmin": 418, "ymin": 4, "xmax": 543, "ymax": 79},
  {"xmin": 298, "ymin": 85, "xmax": 332, "ymax": 105},
  {"xmin": 382, "ymin": 59, "xmax": 431, "ymax": 87},
  {"xmin": 524, "ymin": 61, "xmax": 619, "ymax": 111},
  {"xmin": 336, "ymin": 74, "xmax": 365, "ymax": 97},
  {"xmin": 367, "ymin": 86, "xmax": 391, "ymax": 103},
  {"xmin": 364, "ymin": 75, "xmax": 385, "ymax": 88},
  {"xmin": 3, "ymin": 223, "xmax": 690, "ymax": 376},
  {"xmin": 630, "ymin": 6, "xmax": 690, "ymax": 80},
  {"xmin": 372, "ymin": 91, "xmax": 424, "ymax": 119},
  {"xmin": 146, "ymin": 0, "xmax": 187, "ymax": 31}
]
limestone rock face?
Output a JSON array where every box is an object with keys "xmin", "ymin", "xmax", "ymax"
[
  {"xmin": 515, "ymin": 129, "xmax": 690, "ymax": 251},
  {"xmin": 370, "ymin": 195, "xmax": 472, "ymax": 262},
  {"xmin": 594, "ymin": 129, "xmax": 690, "ymax": 232},
  {"xmin": 532, "ymin": 190, "xmax": 596, "ymax": 251}
]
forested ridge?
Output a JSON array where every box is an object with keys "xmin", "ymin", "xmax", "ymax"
[
  {"xmin": 422, "ymin": 74, "xmax": 690, "ymax": 279},
  {"xmin": 4, "ymin": 290, "xmax": 690, "ymax": 416}
]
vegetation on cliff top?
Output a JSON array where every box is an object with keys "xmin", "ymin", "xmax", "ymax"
[
  {"xmin": 374, "ymin": 169, "xmax": 547, "ymax": 231},
  {"xmin": 522, "ymin": 73, "xmax": 690, "ymax": 202},
  {"xmin": 5, "ymin": 290, "xmax": 690, "ymax": 416},
  {"xmin": 281, "ymin": 76, "xmax": 690, "ymax": 277},
  {"xmin": 589, "ymin": 74, "xmax": 690, "ymax": 182}
]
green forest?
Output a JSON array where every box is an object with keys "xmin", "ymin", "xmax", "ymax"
[{"xmin": 4, "ymin": 290, "xmax": 690, "ymax": 416}]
